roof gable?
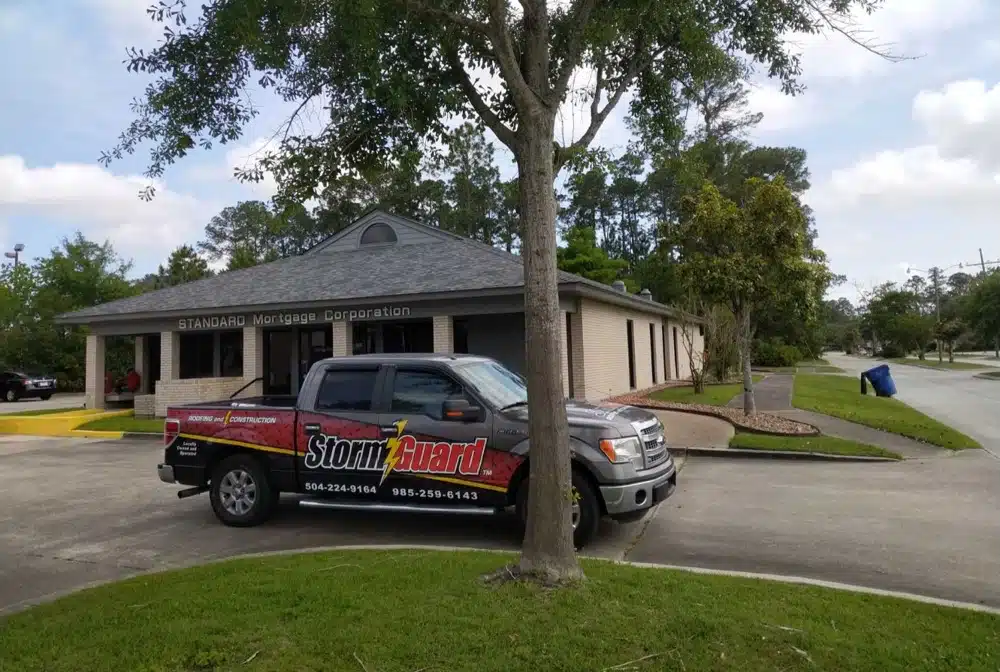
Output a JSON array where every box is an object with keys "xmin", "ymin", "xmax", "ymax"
[{"xmin": 306, "ymin": 210, "xmax": 458, "ymax": 254}]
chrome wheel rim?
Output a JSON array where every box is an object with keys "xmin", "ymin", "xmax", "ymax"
[
  {"xmin": 219, "ymin": 468, "xmax": 257, "ymax": 516},
  {"xmin": 571, "ymin": 498, "xmax": 581, "ymax": 529},
  {"xmin": 6, "ymin": 390, "xmax": 14, "ymax": 401}
]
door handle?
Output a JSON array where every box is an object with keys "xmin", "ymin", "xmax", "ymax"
[
  {"xmin": 380, "ymin": 425, "xmax": 399, "ymax": 436},
  {"xmin": 304, "ymin": 423, "xmax": 321, "ymax": 435}
]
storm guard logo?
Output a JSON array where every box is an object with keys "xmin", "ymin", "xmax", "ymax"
[{"xmin": 303, "ymin": 421, "xmax": 487, "ymax": 485}]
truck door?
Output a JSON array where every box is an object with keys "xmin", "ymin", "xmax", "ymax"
[
  {"xmin": 377, "ymin": 365, "xmax": 505, "ymax": 507},
  {"xmin": 296, "ymin": 363, "xmax": 387, "ymax": 498}
]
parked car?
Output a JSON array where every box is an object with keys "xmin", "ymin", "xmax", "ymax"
[
  {"xmin": 157, "ymin": 353, "xmax": 677, "ymax": 548},
  {"xmin": 0, "ymin": 371, "xmax": 58, "ymax": 402}
]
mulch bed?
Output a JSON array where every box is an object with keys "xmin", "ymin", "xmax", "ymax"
[{"xmin": 609, "ymin": 393, "xmax": 818, "ymax": 436}]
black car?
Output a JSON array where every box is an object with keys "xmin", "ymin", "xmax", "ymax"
[{"xmin": 0, "ymin": 371, "xmax": 57, "ymax": 402}]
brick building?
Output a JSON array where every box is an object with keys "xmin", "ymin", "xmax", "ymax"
[{"xmin": 56, "ymin": 211, "xmax": 704, "ymax": 416}]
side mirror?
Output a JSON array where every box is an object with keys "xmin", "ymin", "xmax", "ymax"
[{"xmin": 442, "ymin": 398, "xmax": 481, "ymax": 422}]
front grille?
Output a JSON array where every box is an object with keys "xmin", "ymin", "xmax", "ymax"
[{"xmin": 639, "ymin": 421, "xmax": 669, "ymax": 468}]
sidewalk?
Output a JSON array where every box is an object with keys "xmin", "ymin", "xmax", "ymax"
[{"xmin": 727, "ymin": 374, "xmax": 792, "ymax": 412}]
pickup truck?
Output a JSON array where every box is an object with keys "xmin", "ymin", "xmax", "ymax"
[{"xmin": 157, "ymin": 353, "xmax": 677, "ymax": 548}]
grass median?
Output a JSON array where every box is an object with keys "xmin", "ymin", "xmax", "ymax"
[
  {"xmin": 2, "ymin": 549, "xmax": 998, "ymax": 672},
  {"xmin": 76, "ymin": 411, "xmax": 163, "ymax": 434},
  {"xmin": 729, "ymin": 431, "xmax": 902, "ymax": 459},
  {"xmin": 648, "ymin": 374, "xmax": 764, "ymax": 406},
  {"xmin": 887, "ymin": 358, "xmax": 990, "ymax": 371},
  {"xmin": 793, "ymin": 374, "xmax": 980, "ymax": 450}
]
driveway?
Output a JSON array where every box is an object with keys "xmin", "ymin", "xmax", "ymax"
[
  {"xmin": 826, "ymin": 353, "xmax": 1000, "ymax": 455},
  {"xmin": 0, "ymin": 436, "xmax": 643, "ymax": 615},
  {"xmin": 630, "ymin": 450, "xmax": 1000, "ymax": 609},
  {"xmin": 4, "ymin": 434, "xmax": 1000, "ymax": 614},
  {"xmin": 0, "ymin": 394, "xmax": 84, "ymax": 415}
]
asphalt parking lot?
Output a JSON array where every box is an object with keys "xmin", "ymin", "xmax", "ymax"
[{"xmin": 2, "ymin": 435, "xmax": 999, "ymax": 615}]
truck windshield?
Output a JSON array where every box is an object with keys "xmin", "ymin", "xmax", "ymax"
[{"xmin": 454, "ymin": 360, "xmax": 527, "ymax": 410}]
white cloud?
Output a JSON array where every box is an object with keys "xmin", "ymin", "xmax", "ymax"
[
  {"xmin": 808, "ymin": 78, "xmax": 1000, "ymax": 297},
  {"xmin": 0, "ymin": 155, "xmax": 218, "ymax": 268}
]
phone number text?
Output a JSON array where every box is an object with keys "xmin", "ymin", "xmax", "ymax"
[
  {"xmin": 304, "ymin": 482, "xmax": 376, "ymax": 494},
  {"xmin": 391, "ymin": 488, "xmax": 479, "ymax": 501}
]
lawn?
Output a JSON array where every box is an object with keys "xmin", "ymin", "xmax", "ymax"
[
  {"xmin": 2, "ymin": 550, "xmax": 998, "ymax": 672},
  {"xmin": 793, "ymin": 374, "xmax": 981, "ymax": 450},
  {"xmin": 648, "ymin": 374, "xmax": 764, "ymax": 406},
  {"xmin": 730, "ymin": 431, "xmax": 902, "ymax": 459},
  {"xmin": 76, "ymin": 411, "xmax": 163, "ymax": 433},
  {"xmin": 888, "ymin": 358, "xmax": 990, "ymax": 371}
]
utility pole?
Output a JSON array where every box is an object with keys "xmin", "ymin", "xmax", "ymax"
[
  {"xmin": 930, "ymin": 266, "xmax": 942, "ymax": 362},
  {"xmin": 980, "ymin": 248, "xmax": 988, "ymax": 274}
]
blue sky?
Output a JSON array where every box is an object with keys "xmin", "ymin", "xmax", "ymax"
[{"xmin": 2, "ymin": 0, "xmax": 999, "ymax": 302}]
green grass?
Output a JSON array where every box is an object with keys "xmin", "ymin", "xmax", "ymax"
[
  {"xmin": 799, "ymin": 358, "xmax": 830, "ymax": 366},
  {"xmin": 76, "ymin": 411, "xmax": 163, "ymax": 433},
  {"xmin": 730, "ymin": 431, "xmax": 902, "ymax": 459},
  {"xmin": 887, "ymin": 358, "xmax": 990, "ymax": 371},
  {"xmin": 648, "ymin": 374, "xmax": 764, "ymax": 406},
  {"xmin": 793, "ymin": 374, "xmax": 981, "ymax": 450},
  {"xmin": 2, "ymin": 550, "xmax": 998, "ymax": 672},
  {"xmin": 4, "ymin": 406, "xmax": 83, "ymax": 416}
]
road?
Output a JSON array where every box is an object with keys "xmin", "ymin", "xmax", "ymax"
[
  {"xmin": 826, "ymin": 353, "xmax": 1000, "ymax": 456},
  {"xmin": 0, "ymin": 394, "xmax": 84, "ymax": 414},
  {"xmin": 3, "ymin": 432, "xmax": 999, "ymax": 615}
]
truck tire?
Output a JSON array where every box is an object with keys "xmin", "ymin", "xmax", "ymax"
[
  {"xmin": 515, "ymin": 470, "xmax": 601, "ymax": 550},
  {"xmin": 209, "ymin": 454, "xmax": 277, "ymax": 527}
]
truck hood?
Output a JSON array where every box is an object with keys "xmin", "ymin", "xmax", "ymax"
[{"xmin": 502, "ymin": 398, "xmax": 657, "ymax": 434}]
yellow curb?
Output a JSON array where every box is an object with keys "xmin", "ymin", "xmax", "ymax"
[{"xmin": 0, "ymin": 408, "xmax": 136, "ymax": 437}]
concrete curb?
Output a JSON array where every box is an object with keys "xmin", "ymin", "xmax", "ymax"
[
  {"xmin": 122, "ymin": 432, "xmax": 161, "ymax": 441},
  {"xmin": 974, "ymin": 372, "xmax": 1000, "ymax": 381},
  {"xmin": 678, "ymin": 446, "xmax": 899, "ymax": 462},
  {"xmin": 4, "ymin": 544, "xmax": 997, "ymax": 618}
]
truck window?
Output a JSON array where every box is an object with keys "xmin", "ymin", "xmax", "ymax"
[
  {"xmin": 316, "ymin": 369, "xmax": 378, "ymax": 411},
  {"xmin": 390, "ymin": 369, "xmax": 464, "ymax": 419}
]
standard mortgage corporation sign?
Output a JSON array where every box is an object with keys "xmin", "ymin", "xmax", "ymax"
[{"xmin": 177, "ymin": 305, "xmax": 412, "ymax": 330}]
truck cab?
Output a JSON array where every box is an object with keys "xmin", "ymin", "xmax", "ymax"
[{"xmin": 158, "ymin": 354, "xmax": 677, "ymax": 548}]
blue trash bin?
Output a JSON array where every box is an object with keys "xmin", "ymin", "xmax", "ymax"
[{"xmin": 863, "ymin": 364, "xmax": 897, "ymax": 397}]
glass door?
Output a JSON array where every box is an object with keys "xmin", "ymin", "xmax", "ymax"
[
  {"xmin": 264, "ymin": 329, "xmax": 295, "ymax": 395},
  {"xmin": 299, "ymin": 327, "xmax": 332, "ymax": 383}
]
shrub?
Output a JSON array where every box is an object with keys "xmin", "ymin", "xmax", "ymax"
[
  {"xmin": 878, "ymin": 343, "xmax": 908, "ymax": 359},
  {"xmin": 752, "ymin": 338, "xmax": 803, "ymax": 367}
]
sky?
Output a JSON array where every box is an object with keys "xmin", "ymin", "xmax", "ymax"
[{"xmin": 1, "ymin": 0, "xmax": 999, "ymax": 302}]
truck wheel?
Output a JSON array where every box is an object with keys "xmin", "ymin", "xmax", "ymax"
[
  {"xmin": 40, "ymin": 394, "xmax": 52, "ymax": 401},
  {"xmin": 209, "ymin": 454, "xmax": 276, "ymax": 527},
  {"xmin": 5, "ymin": 388, "xmax": 19, "ymax": 402},
  {"xmin": 515, "ymin": 470, "xmax": 601, "ymax": 550}
]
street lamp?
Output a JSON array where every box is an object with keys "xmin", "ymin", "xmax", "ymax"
[{"xmin": 4, "ymin": 243, "xmax": 24, "ymax": 267}]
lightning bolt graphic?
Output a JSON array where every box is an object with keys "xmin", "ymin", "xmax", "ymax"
[
  {"xmin": 223, "ymin": 411, "xmax": 232, "ymax": 425},
  {"xmin": 380, "ymin": 419, "xmax": 408, "ymax": 486}
]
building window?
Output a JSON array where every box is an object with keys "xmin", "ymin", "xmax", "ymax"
[
  {"xmin": 699, "ymin": 324, "xmax": 704, "ymax": 337},
  {"xmin": 219, "ymin": 330, "xmax": 244, "ymax": 378},
  {"xmin": 626, "ymin": 319, "xmax": 636, "ymax": 389},
  {"xmin": 179, "ymin": 332, "xmax": 215, "ymax": 379},
  {"xmin": 315, "ymin": 368, "xmax": 378, "ymax": 411},
  {"xmin": 649, "ymin": 323, "xmax": 657, "ymax": 384},
  {"xmin": 359, "ymin": 222, "xmax": 398, "ymax": 245},
  {"xmin": 673, "ymin": 327, "xmax": 680, "ymax": 380}
]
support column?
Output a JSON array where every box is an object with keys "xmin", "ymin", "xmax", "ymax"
[
  {"xmin": 432, "ymin": 315, "xmax": 453, "ymax": 353},
  {"xmin": 134, "ymin": 335, "xmax": 148, "ymax": 394},
  {"xmin": 160, "ymin": 330, "xmax": 180, "ymax": 382},
  {"xmin": 84, "ymin": 333, "xmax": 106, "ymax": 410},
  {"xmin": 242, "ymin": 326, "xmax": 264, "ymax": 396},
  {"xmin": 332, "ymin": 321, "xmax": 352, "ymax": 357}
]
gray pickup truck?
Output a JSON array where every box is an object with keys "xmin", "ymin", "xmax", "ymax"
[{"xmin": 158, "ymin": 353, "xmax": 677, "ymax": 548}]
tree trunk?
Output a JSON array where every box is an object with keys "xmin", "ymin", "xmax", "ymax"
[
  {"xmin": 994, "ymin": 334, "xmax": 999, "ymax": 359},
  {"xmin": 948, "ymin": 341, "xmax": 954, "ymax": 363},
  {"xmin": 738, "ymin": 307, "xmax": 756, "ymax": 416},
  {"xmin": 516, "ymin": 118, "xmax": 583, "ymax": 584}
]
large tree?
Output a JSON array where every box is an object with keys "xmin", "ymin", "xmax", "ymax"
[
  {"xmin": 672, "ymin": 177, "xmax": 828, "ymax": 414},
  {"xmin": 103, "ymin": 0, "xmax": 889, "ymax": 583},
  {"xmin": 156, "ymin": 245, "xmax": 214, "ymax": 287}
]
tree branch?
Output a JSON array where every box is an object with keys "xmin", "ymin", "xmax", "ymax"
[
  {"xmin": 803, "ymin": 0, "xmax": 915, "ymax": 63},
  {"xmin": 550, "ymin": 0, "xmax": 599, "ymax": 105},
  {"xmin": 445, "ymin": 49, "xmax": 517, "ymax": 150},
  {"xmin": 403, "ymin": 0, "xmax": 491, "ymax": 36},
  {"xmin": 555, "ymin": 43, "xmax": 660, "ymax": 169},
  {"xmin": 485, "ymin": 0, "xmax": 543, "ymax": 113}
]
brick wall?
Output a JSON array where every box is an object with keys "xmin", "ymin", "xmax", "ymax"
[
  {"xmin": 332, "ymin": 321, "xmax": 351, "ymax": 356},
  {"xmin": 433, "ymin": 315, "xmax": 454, "ymax": 353},
  {"xmin": 242, "ymin": 326, "xmax": 264, "ymax": 395},
  {"xmin": 668, "ymin": 319, "xmax": 705, "ymax": 382},
  {"xmin": 134, "ymin": 394, "xmax": 156, "ymax": 418},
  {"xmin": 577, "ymin": 298, "xmax": 671, "ymax": 401},
  {"xmin": 154, "ymin": 377, "xmax": 246, "ymax": 417}
]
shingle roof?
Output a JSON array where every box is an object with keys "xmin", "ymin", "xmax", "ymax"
[{"xmin": 57, "ymin": 213, "xmax": 688, "ymax": 323}]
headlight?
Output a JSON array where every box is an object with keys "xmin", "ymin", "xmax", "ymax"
[{"xmin": 598, "ymin": 436, "xmax": 643, "ymax": 466}]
